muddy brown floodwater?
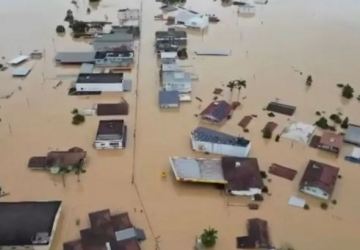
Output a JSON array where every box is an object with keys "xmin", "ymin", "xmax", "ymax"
[{"xmin": 1, "ymin": 0, "xmax": 360, "ymax": 249}]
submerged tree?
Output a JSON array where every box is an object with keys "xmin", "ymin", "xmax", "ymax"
[
  {"xmin": 56, "ymin": 25, "xmax": 65, "ymax": 33},
  {"xmin": 315, "ymin": 117, "xmax": 329, "ymax": 129},
  {"xmin": 235, "ymin": 80, "xmax": 247, "ymax": 101},
  {"xmin": 342, "ymin": 84, "xmax": 354, "ymax": 99},
  {"xmin": 306, "ymin": 75, "xmax": 313, "ymax": 86},
  {"xmin": 227, "ymin": 81, "xmax": 236, "ymax": 102},
  {"xmin": 341, "ymin": 117, "xmax": 349, "ymax": 129},
  {"xmin": 200, "ymin": 227, "xmax": 218, "ymax": 248}
]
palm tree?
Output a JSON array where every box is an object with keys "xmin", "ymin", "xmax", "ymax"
[
  {"xmin": 235, "ymin": 80, "xmax": 246, "ymax": 101},
  {"xmin": 200, "ymin": 227, "xmax": 218, "ymax": 248},
  {"xmin": 227, "ymin": 81, "xmax": 236, "ymax": 102}
]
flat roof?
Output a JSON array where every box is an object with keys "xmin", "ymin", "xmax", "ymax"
[
  {"xmin": 192, "ymin": 127, "xmax": 250, "ymax": 147},
  {"xmin": 76, "ymin": 73, "xmax": 123, "ymax": 84},
  {"xmin": 269, "ymin": 163, "xmax": 297, "ymax": 181},
  {"xmin": 55, "ymin": 51, "xmax": 95, "ymax": 63},
  {"xmin": 8, "ymin": 55, "xmax": 29, "ymax": 65},
  {"xmin": 159, "ymin": 90, "xmax": 180, "ymax": 106},
  {"xmin": 169, "ymin": 157, "xmax": 226, "ymax": 184},
  {"xmin": 0, "ymin": 201, "xmax": 61, "ymax": 246},
  {"xmin": 320, "ymin": 132, "xmax": 343, "ymax": 149},
  {"xmin": 345, "ymin": 124, "xmax": 360, "ymax": 145},
  {"xmin": 96, "ymin": 120, "xmax": 125, "ymax": 140}
]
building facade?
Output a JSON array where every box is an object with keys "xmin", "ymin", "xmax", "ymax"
[
  {"xmin": 94, "ymin": 120, "xmax": 127, "ymax": 149},
  {"xmin": 94, "ymin": 51, "xmax": 134, "ymax": 67}
]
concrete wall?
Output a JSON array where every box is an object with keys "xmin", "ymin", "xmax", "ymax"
[
  {"xmin": 94, "ymin": 140, "xmax": 124, "ymax": 149},
  {"xmin": 191, "ymin": 137, "xmax": 251, "ymax": 157},
  {"xmin": 76, "ymin": 83, "xmax": 124, "ymax": 92}
]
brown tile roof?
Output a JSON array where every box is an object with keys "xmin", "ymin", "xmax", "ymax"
[
  {"xmin": 97, "ymin": 103, "xmax": 129, "ymax": 116},
  {"xmin": 238, "ymin": 116, "xmax": 252, "ymax": 128},
  {"xmin": 200, "ymin": 100, "xmax": 232, "ymax": 123},
  {"xmin": 63, "ymin": 210, "xmax": 141, "ymax": 250},
  {"xmin": 268, "ymin": 163, "xmax": 297, "ymax": 181},
  {"xmin": 262, "ymin": 121, "xmax": 278, "ymax": 133},
  {"xmin": 248, "ymin": 218, "xmax": 272, "ymax": 249},
  {"xmin": 319, "ymin": 132, "xmax": 343, "ymax": 150},
  {"xmin": 300, "ymin": 160, "xmax": 339, "ymax": 196},
  {"xmin": 221, "ymin": 157, "xmax": 264, "ymax": 191},
  {"xmin": 266, "ymin": 102, "xmax": 296, "ymax": 116}
]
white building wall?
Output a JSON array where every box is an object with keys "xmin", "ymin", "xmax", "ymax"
[
  {"xmin": 76, "ymin": 83, "xmax": 124, "ymax": 92},
  {"xmin": 94, "ymin": 140, "xmax": 124, "ymax": 149},
  {"xmin": 301, "ymin": 186, "xmax": 329, "ymax": 200},
  {"xmin": 230, "ymin": 188, "xmax": 262, "ymax": 196},
  {"xmin": 191, "ymin": 137, "xmax": 251, "ymax": 157}
]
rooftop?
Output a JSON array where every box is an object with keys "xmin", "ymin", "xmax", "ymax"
[
  {"xmin": 55, "ymin": 51, "xmax": 95, "ymax": 63},
  {"xmin": 0, "ymin": 201, "xmax": 61, "ymax": 246},
  {"xmin": 221, "ymin": 157, "xmax": 264, "ymax": 191},
  {"xmin": 96, "ymin": 120, "xmax": 125, "ymax": 140},
  {"xmin": 319, "ymin": 132, "xmax": 343, "ymax": 150},
  {"xmin": 237, "ymin": 218, "xmax": 272, "ymax": 249},
  {"xmin": 300, "ymin": 160, "xmax": 339, "ymax": 196},
  {"xmin": 200, "ymin": 100, "xmax": 232, "ymax": 123},
  {"xmin": 266, "ymin": 101, "xmax": 296, "ymax": 116},
  {"xmin": 97, "ymin": 102, "xmax": 129, "ymax": 116},
  {"xmin": 169, "ymin": 157, "xmax": 226, "ymax": 184},
  {"xmin": 76, "ymin": 73, "xmax": 123, "ymax": 84},
  {"xmin": 344, "ymin": 124, "xmax": 360, "ymax": 146},
  {"xmin": 192, "ymin": 127, "xmax": 250, "ymax": 147},
  {"xmin": 94, "ymin": 32, "xmax": 134, "ymax": 43},
  {"xmin": 63, "ymin": 209, "xmax": 143, "ymax": 250},
  {"xmin": 159, "ymin": 90, "xmax": 180, "ymax": 106}
]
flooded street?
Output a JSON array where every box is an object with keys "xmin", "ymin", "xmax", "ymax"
[{"xmin": 1, "ymin": 0, "xmax": 360, "ymax": 249}]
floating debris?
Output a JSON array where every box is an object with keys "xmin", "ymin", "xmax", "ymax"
[{"xmin": 195, "ymin": 96, "xmax": 203, "ymax": 102}]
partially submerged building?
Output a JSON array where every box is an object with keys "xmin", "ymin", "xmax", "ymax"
[
  {"xmin": 173, "ymin": 8, "xmax": 209, "ymax": 29},
  {"xmin": 0, "ymin": 201, "xmax": 62, "ymax": 250},
  {"xmin": 222, "ymin": 157, "xmax": 264, "ymax": 196},
  {"xmin": 281, "ymin": 122, "xmax": 315, "ymax": 144},
  {"xmin": 199, "ymin": 100, "xmax": 232, "ymax": 124},
  {"xmin": 8, "ymin": 55, "xmax": 29, "ymax": 65},
  {"xmin": 155, "ymin": 28, "xmax": 187, "ymax": 52},
  {"xmin": 237, "ymin": 218, "xmax": 274, "ymax": 249},
  {"xmin": 28, "ymin": 147, "xmax": 86, "ymax": 172},
  {"xmin": 266, "ymin": 101, "xmax": 296, "ymax": 116},
  {"xmin": 161, "ymin": 63, "xmax": 192, "ymax": 93},
  {"xmin": 169, "ymin": 156, "xmax": 263, "ymax": 197},
  {"xmin": 299, "ymin": 160, "xmax": 339, "ymax": 200},
  {"xmin": 160, "ymin": 51, "xmax": 177, "ymax": 64},
  {"xmin": 159, "ymin": 90, "xmax": 180, "ymax": 109},
  {"xmin": 63, "ymin": 209, "xmax": 145, "ymax": 250},
  {"xmin": 93, "ymin": 32, "xmax": 134, "ymax": 51},
  {"xmin": 94, "ymin": 120, "xmax": 127, "ymax": 149},
  {"xmin": 97, "ymin": 102, "xmax": 129, "ymax": 116},
  {"xmin": 55, "ymin": 51, "xmax": 96, "ymax": 64},
  {"xmin": 344, "ymin": 124, "xmax": 360, "ymax": 146},
  {"xmin": 94, "ymin": 50, "xmax": 134, "ymax": 67},
  {"xmin": 317, "ymin": 132, "xmax": 343, "ymax": 154},
  {"xmin": 75, "ymin": 73, "xmax": 132, "ymax": 93},
  {"xmin": 191, "ymin": 127, "xmax": 251, "ymax": 157}
]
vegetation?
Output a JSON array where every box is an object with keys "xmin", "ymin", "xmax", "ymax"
[
  {"xmin": 262, "ymin": 186, "xmax": 269, "ymax": 193},
  {"xmin": 357, "ymin": 95, "xmax": 360, "ymax": 101},
  {"xmin": 320, "ymin": 202, "xmax": 328, "ymax": 210},
  {"xmin": 332, "ymin": 199, "xmax": 337, "ymax": 205},
  {"xmin": 56, "ymin": 25, "xmax": 65, "ymax": 33},
  {"xmin": 226, "ymin": 81, "xmax": 236, "ymax": 101},
  {"xmin": 278, "ymin": 243, "xmax": 296, "ymax": 250},
  {"xmin": 315, "ymin": 111, "xmax": 321, "ymax": 116},
  {"xmin": 304, "ymin": 204, "xmax": 309, "ymax": 210},
  {"xmin": 315, "ymin": 117, "xmax": 329, "ymax": 129},
  {"xmin": 268, "ymin": 112, "xmax": 275, "ymax": 118},
  {"xmin": 336, "ymin": 83, "xmax": 344, "ymax": 88},
  {"xmin": 72, "ymin": 114, "xmax": 85, "ymax": 125},
  {"xmin": 306, "ymin": 75, "xmax": 312, "ymax": 86},
  {"xmin": 200, "ymin": 227, "xmax": 218, "ymax": 248},
  {"xmin": 71, "ymin": 21, "xmax": 89, "ymax": 34},
  {"xmin": 341, "ymin": 117, "xmax": 349, "ymax": 129},
  {"xmin": 275, "ymin": 134, "xmax": 280, "ymax": 142},
  {"xmin": 177, "ymin": 48, "xmax": 188, "ymax": 59},
  {"xmin": 71, "ymin": 108, "xmax": 78, "ymax": 114},
  {"xmin": 260, "ymin": 171, "xmax": 267, "ymax": 179},
  {"xmin": 329, "ymin": 114, "xmax": 342, "ymax": 124},
  {"xmin": 342, "ymin": 84, "xmax": 354, "ymax": 99},
  {"xmin": 235, "ymin": 80, "xmax": 247, "ymax": 101}
]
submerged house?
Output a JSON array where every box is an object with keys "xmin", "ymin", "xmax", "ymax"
[
  {"xmin": 161, "ymin": 63, "xmax": 192, "ymax": 93},
  {"xmin": 169, "ymin": 156, "xmax": 263, "ymax": 197},
  {"xmin": 222, "ymin": 157, "xmax": 263, "ymax": 196},
  {"xmin": 94, "ymin": 51, "xmax": 134, "ymax": 67},
  {"xmin": 160, "ymin": 51, "xmax": 177, "ymax": 64},
  {"xmin": 28, "ymin": 147, "xmax": 86, "ymax": 172},
  {"xmin": 174, "ymin": 8, "xmax": 209, "ymax": 29},
  {"xmin": 75, "ymin": 73, "xmax": 132, "ymax": 93},
  {"xmin": 55, "ymin": 51, "xmax": 96, "ymax": 64},
  {"xmin": 191, "ymin": 127, "xmax": 251, "ymax": 157},
  {"xmin": 159, "ymin": 90, "xmax": 180, "ymax": 109},
  {"xmin": 237, "ymin": 218, "xmax": 274, "ymax": 249},
  {"xmin": 299, "ymin": 160, "xmax": 339, "ymax": 200},
  {"xmin": 93, "ymin": 32, "xmax": 134, "ymax": 51},
  {"xmin": 63, "ymin": 209, "xmax": 145, "ymax": 250},
  {"xmin": 200, "ymin": 100, "xmax": 232, "ymax": 123},
  {"xmin": 155, "ymin": 28, "xmax": 187, "ymax": 52},
  {"xmin": 344, "ymin": 124, "xmax": 360, "ymax": 146},
  {"xmin": 317, "ymin": 132, "xmax": 343, "ymax": 154},
  {"xmin": 94, "ymin": 120, "xmax": 127, "ymax": 149},
  {"xmin": 0, "ymin": 201, "xmax": 62, "ymax": 250}
]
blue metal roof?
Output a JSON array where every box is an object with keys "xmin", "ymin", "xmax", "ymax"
[{"xmin": 192, "ymin": 127, "xmax": 250, "ymax": 146}]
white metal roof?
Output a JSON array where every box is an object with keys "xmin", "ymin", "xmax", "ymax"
[
  {"xmin": 281, "ymin": 122, "xmax": 315, "ymax": 144},
  {"xmin": 288, "ymin": 196, "xmax": 306, "ymax": 208},
  {"xmin": 8, "ymin": 55, "xmax": 29, "ymax": 65}
]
